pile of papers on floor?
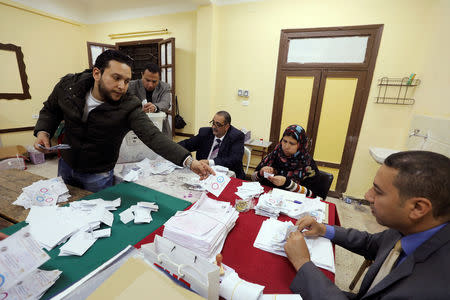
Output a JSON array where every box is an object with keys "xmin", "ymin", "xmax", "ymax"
[
  {"xmin": 163, "ymin": 193, "xmax": 239, "ymax": 261},
  {"xmin": 235, "ymin": 181, "xmax": 264, "ymax": 200},
  {"xmin": 121, "ymin": 156, "xmax": 182, "ymax": 182},
  {"xmin": 0, "ymin": 226, "xmax": 62, "ymax": 299},
  {"xmin": 119, "ymin": 202, "xmax": 159, "ymax": 224},
  {"xmin": 13, "ymin": 177, "xmax": 70, "ymax": 209},
  {"xmin": 253, "ymin": 218, "xmax": 335, "ymax": 272},
  {"xmin": 25, "ymin": 197, "xmax": 121, "ymax": 255}
]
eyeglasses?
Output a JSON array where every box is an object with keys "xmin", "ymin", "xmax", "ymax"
[{"xmin": 209, "ymin": 120, "xmax": 226, "ymax": 128}]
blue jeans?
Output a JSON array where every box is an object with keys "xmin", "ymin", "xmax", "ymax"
[{"xmin": 58, "ymin": 158, "xmax": 114, "ymax": 193}]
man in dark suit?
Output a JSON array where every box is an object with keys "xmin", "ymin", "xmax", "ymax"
[
  {"xmin": 178, "ymin": 111, "xmax": 245, "ymax": 179},
  {"xmin": 284, "ymin": 151, "xmax": 449, "ymax": 299}
]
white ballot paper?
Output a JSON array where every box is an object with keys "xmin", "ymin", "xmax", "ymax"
[
  {"xmin": 0, "ymin": 226, "xmax": 50, "ymax": 291},
  {"xmin": 203, "ymin": 174, "xmax": 231, "ymax": 197},
  {"xmin": 253, "ymin": 218, "xmax": 335, "ymax": 273}
]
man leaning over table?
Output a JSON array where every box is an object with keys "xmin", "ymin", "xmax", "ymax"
[
  {"xmin": 285, "ymin": 151, "xmax": 450, "ymax": 300},
  {"xmin": 178, "ymin": 111, "xmax": 246, "ymax": 179},
  {"xmin": 33, "ymin": 50, "xmax": 214, "ymax": 193}
]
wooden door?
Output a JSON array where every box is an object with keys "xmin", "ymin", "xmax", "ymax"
[
  {"xmin": 159, "ymin": 38, "xmax": 176, "ymax": 136},
  {"xmin": 270, "ymin": 25, "xmax": 383, "ymax": 197}
]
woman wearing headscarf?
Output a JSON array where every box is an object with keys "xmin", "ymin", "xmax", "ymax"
[{"xmin": 251, "ymin": 125, "xmax": 319, "ymax": 197}]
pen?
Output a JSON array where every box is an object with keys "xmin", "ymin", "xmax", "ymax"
[{"xmin": 284, "ymin": 199, "xmax": 302, "ymax": 204}]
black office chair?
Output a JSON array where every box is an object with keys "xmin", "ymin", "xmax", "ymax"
[{"xmin": 304, "ymin": 170, "xmax": 334, "ymax": 199}]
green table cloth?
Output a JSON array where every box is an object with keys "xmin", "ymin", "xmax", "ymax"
[{"xmin": 1, "ymin": 182, "xmax": 191, "ymax": 299}]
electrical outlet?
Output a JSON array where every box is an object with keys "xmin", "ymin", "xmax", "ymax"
[
  {"xmin": 32, "ymin": 114, "xmax": 39, "ymax": 119},
  {"xmin": 242, "ymin": 100, "xmax": 249, "ymax": 106},
  {"xmin": 238, "ymin": 89, "xmax": 243, "ymax": 97},
  {"xmin": 243, "ymin": 90, "xmax": 249, "ymax": 97}
]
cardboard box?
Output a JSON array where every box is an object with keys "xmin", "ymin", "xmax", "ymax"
[{"xmin": 0, "ymin": 145, "xmax": 27, "ymax": 160}]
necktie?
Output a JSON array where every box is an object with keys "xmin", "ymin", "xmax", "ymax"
[
  {"xmin": 209, "ymin": 139, "xmax": 221, "ymax": 159},
  {"xmin": 368, "ymin": 240, "xmax": 402, "ymax": 290}
]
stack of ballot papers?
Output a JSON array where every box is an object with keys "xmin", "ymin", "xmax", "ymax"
[
  {"xmin": 24, "ymin": 197, "xmax": 121, "ymax": 255},
  {"xmin": 163, "ymin": 193, "xmax": 239, "ymax": 261},
  {"xmin": 13, "ymin": 177, "xmax": 70, "ymax": 209},
  {"xmin": 121, "ymin": 156, "xmax": 182, "ymax": 182},
  {"xmin": 119, "ymin": 202, "xmax": 159, "ymax": 224},
  {"xmin": 271, "ymin": 188, "xmax": 326, "ymax": 222},
  {"xmin": 253, "ymin": 218, "xmax": 335, "ymax": 272},
  {"xmin": 0, "ymin": 226, "xmax": 62, "ymax": 299},
  {"xmin": 254, "ymin": 192, "xmax": 281, "ymax": 218},
  {"xmin": 235, "ymin": 181, "xmax": 264, "ymax": 200}
]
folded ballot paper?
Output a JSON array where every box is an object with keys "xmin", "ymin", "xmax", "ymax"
[
  {"xmin": 119, "ymin": 202, "xmax": 159, "ymax": 224},
  {"xmin": 163, "ymin": 193, "xmax": 239, "ymax": 261},
  {"xmin": 235, "ymin": 181, "xmax": 264, "ymax": 200},
  {"xmin": 24, "ymin": 198, "xmax": 121, "ymax": 254},
  {"xmin": 253, "ymin": 218, "xmax": 335, "ymax": 273},
  {"xmin": 13, "ymin": 177, "xmax": 71, "ymax": 209},
  {"xmin": 0, "ymin": 226, "xmax": 62, "ymax": 299}
]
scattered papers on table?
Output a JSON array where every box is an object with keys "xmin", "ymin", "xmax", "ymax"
[
  {"xmin": 220, "ymin": 269, "xmax": 264, "ymax": 300},
  {"xmin": 203, "ymin": 174, "xmax": 231, "ymax": 197},
  {"xmin": 120, "ymin": 156, "xmax": 182, "ymax": 182},
  {"xmin": 25, "ymin": 197, "xmax": 121, "ymax": 254},
  {"xmin": 253, "ymin": 218, "xmax": 335, "ymax": 273},
  {"xmin": 0, "ymin": 226, "xmax": 62, "ymax": 299},
  {"xmin": 13, "ymin": 177, "xmax": 70, "ymax": 209},
  {"xmin": 163, "ymin": 193, "xmax": 239, "ymax": 261},
  {"xmin": 119, "ymin": 202, "xmax": 159, "ymax": 224},
  {"xmin": 236, "ymin": 182, "xmax": 264, "ymax": 200}
]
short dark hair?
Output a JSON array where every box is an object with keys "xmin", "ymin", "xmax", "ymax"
[
  {"xmin": 216, "ymin": 111, "xmax": 231, "ymax": 124},
  {"xmin": 144, "ymin": 63, "xmax": 161, "ymax": 75},
  {"xmin": 94, "ymin": 50, "xmax": 133, "ymax": 74},
  {"xmin": 384, "ymin": 151, "xmax": 450, "ymax": 219}
]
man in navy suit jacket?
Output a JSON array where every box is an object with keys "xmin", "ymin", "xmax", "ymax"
[
  {"xmin": 284, "ymin": 151, "xmax": 450, "ymax": 299},
  {"xmin": 178, "ymin": 111, "xmax": 245, "ymax": 179}
]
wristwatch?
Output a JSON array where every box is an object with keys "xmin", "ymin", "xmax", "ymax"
[{"xmin": 184, "ymin": 156, "xmax": 193, "ymax": 169}]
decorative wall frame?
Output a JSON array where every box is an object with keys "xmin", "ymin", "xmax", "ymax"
[{"xmin": 0, "ymin": 43, "xmax": 31, "ymax": 100}]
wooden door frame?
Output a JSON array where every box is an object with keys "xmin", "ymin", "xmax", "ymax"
[{"xmin": 270, "ymin": 24, "xmax": 383, "ymax": 196}]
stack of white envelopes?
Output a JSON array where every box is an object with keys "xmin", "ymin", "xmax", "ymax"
[
  {"xmin": 163, "ymin": 193, "xmax": 239, "ymax": 261},
  {"xmin": 119, "ymin": 202, "xmax": 159, "ymax": 224},
  {"xmin": 254, "ymin": 218, "xmax": 335, "ymax": 272},
  {"xmin": 13, "ymin": 177, "xmax": 70, "ymax": 209}
]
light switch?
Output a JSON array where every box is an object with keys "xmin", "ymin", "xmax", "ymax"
[
  {"xmin": 238, "ymin": 89, "xmax": 243, "ymax": 96},
  {"xmin": 243, "ymin": 90, "xmax": 249, "ymax": 97}
]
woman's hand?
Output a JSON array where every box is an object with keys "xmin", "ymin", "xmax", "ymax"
[
  {"xmin": 259, "ymin": 166, "xmax": 275, "ymax": 176},
  {"xmin": 268, "ymin": 175, "xmax": 286, "ymax": 186}
]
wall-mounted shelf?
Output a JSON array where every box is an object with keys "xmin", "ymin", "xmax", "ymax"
[{"xmin": 375, "ymin": 77, "xmax": 420, "ymax": 105}]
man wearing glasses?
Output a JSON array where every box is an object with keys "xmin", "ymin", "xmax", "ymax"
[
  {"xmin": 128, "ymin": 63, "xmax": 172, "ymax": 136},
  {"xmin": 178, "ymin": 111, "xmax": 246, "ymax": 179}
]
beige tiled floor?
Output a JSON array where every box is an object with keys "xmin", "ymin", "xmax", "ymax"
[{"xmin": 26, "ymin": 155, "xmax": 386, "ymax": 293}]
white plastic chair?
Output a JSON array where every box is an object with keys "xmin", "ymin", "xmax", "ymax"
[{"xmin": 243, "ymin": 146, "xmax": 251, "ymax": 174}]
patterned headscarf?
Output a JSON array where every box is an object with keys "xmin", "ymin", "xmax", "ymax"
[{"xmin": 256, "ymin": 125, "xmax": 316, "ymax": 183}]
